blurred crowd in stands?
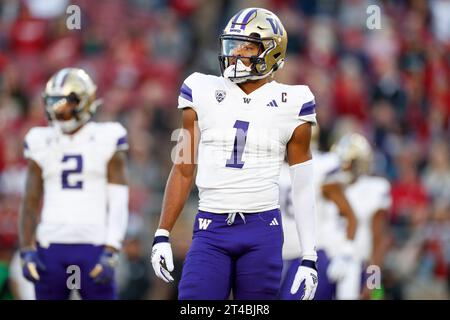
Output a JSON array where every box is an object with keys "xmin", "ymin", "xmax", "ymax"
[{"xmin": 0, "ymin": 0, "xmax": 449, "ymax": 299}]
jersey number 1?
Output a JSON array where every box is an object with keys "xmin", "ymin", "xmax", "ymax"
[
  {"xmin": 62, "ymin": 154, "xmax": 83, "ymax": 189},
  {"xmin": 226, "ymin": 120, "xmax": 249, "ymax": 169}
]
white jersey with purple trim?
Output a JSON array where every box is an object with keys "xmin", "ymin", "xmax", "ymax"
[
  {"xmin": 178, "ymin": 72, "xmax": 317, "ymax": 213},
  {"xmin": 23, "ymin": 122, "xmax": 128, "ymax": 247},
  {"xmin": 335, "ymin": 175, "xmax": 391, "ymax": 300},
  {"xmin": 343, "ymin": 175, "xmax": 391, "ymax": 261},
  {"xmin": 280, "ymin": 151, "xmax": 343, "ymax": 260}
]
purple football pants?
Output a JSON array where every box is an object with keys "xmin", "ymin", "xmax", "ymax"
[
  {"xmin": 279, "ymin": 249, "xmax": 336, "ymax": 300},
  {"xmin": 178, "ymin": 209, "xmax": 283, "ymax": 300},
  {"xmin": 35, "ymin": 243, "xmax": 116, "ymax": 300}
]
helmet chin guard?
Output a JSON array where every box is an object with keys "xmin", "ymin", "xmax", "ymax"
[{"xmin": 223, "ymin": 59, "xmax": 273, "ymax": 83}]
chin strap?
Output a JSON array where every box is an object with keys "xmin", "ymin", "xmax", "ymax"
[
  {"xmin": 52, "ymin": 99, "xmax": 102, "ymax": 134},
  {"xmin": 224, "ymin": 60, "xmax": 280, "ymax": 84},
  {"xmin": 223, "ymin": 46, "xmax": 285, "ymax": 83},
  {"xmin": 223, "ymin": 59, "xmax": 253, "ymax": 83}
]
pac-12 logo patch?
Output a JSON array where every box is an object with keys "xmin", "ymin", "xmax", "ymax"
[{"xmin": 215, "ymin": 90, "xmax": 226, "ymax": 103}]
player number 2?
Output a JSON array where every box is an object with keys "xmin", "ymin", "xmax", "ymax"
[
  {"xmin": 62, "ymin": 154, "xmax": 83, "ymax": 189},
  {"xmin": 226, "ymin": 120, "xmax": 249, "ymax": 169}
]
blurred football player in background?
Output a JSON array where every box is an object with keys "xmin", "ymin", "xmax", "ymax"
[
  {"xmin": 151, "ymin": 8, "xmax": 319, "ymax": 300},
  {"xmin": 331, "ymin": 133, "xmax": 391, "ymax": 300},
  {"xmin": 18, "ymin": 68, "xmax": 129, "ymax": 300},
  {"xmin": 279, "ymin": 126, "xmax": 357, "ymax": 300}
]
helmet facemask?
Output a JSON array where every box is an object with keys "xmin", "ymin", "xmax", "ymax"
[
  {"xmin": 219, "ymin": 33, "xmax": 277, "ymax": 83},
  {"xmin": 43, "ymin": 91, "xmax": 96, "ymax": 134}
]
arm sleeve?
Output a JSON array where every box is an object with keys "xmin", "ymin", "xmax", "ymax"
[
  {"xmin": 289, "ymin": 159, "xmax": 318, "ymax": 261},
  {"xmin": 105, "ymin": 184, "xmax": 129, "ymax": 250}
]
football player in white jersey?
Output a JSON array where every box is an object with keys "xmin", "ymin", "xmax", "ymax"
[
  {"xmin": 19, "ymin": 68, "xmax": 129, "ymax": 300},
  {"xmin": 151, "ymin": 8, "xmax": 319, "ymax": 300},
  {"xmin": 331, "ymin": 133, "xmax": 391, "ymax": 299},
  {"xmin": 279, "ymin": 128, "xmax": 357, "ymax": 300}
]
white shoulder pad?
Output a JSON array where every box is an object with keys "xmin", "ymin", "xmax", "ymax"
[
  {"xmin": 367, "ymin": 176, "xmax": 392, "ymax": 211},
  {"xmin": 177, "ymin": 72, "xmax": 206, "ymax": 111},
  {"xmin": 23, "ymin": 127, "xmax": 53, "ymax": 166},
  {"xmin": 296, "ymin": 85, "xmax": 317, "ymax": 125},
  {"xmin": 375, "ymin": 177, "xmax": 392, "ymax": 210},
  {"xmin": 318, "ymin": 152, "xmax": 343, "ymax": 184},
  {"xmin": 98, "ymin": 122, "xmax": 128, "ymax": 154},
  {"xmin": 277, "ymin": 83, "xmax": 317, "ymax": 144}
]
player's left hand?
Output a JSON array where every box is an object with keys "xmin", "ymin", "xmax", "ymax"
[
  {"xmin": 291, "ymin": 259, "xmax": 318, "ymax": 300},
  {"xmin": 20, "ymin": 249, "xmax": 46, "ymax": 282},
  {"xmin": 89, "ymin": 249, "xmax": 119, "ymax": 284},
  {"xmin": 327, "ymin": 240, "xmax": 355, "ymax": 281},
  {"xmin": 151, "ymin": 229, "xmax": 174, "ymax": 283}
]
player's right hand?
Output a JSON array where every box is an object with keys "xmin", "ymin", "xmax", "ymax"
[
  {"xmin": 327, "ymin": 255, "xmax": 351, "ymax": 281},
  {"xmin": 327, "ymin": 240, "xmax": 355, "ymax": 281},
  {"xmin": 20, "ymin": 249, "xmax": 46, "ymax": 282},
  {"xmin": 151, "ymin": 229, "xmax": 174, "ymax": 283}
]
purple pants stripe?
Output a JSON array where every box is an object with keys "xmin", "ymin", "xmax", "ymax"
[
  {"xmin": 35, "ymin": 243, "xmax": 116, "ymax": 300},
  {"xmin": 178, "ymin": 209, "xmax": 283, "ymax": 300}
]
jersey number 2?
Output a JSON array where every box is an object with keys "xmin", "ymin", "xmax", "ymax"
[
  {"xmin": 62, "ymin": 154, "xmax": 83, "ymax": 189},
  {"xmin": 226, "ymin": 120, "xmax": 249, "ymax": 169}
]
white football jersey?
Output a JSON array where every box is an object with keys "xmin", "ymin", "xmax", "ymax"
[
  {"xmin": 343, "ymin": 175, "xmax": 391, "ymax": 261},
  {"xmin": 178, "ymin": 72, "xmax": 317, "ymax": 213},
  {"xmin": 280, "ymin": 150, "xmax": 343, "ymax": 260},
  {"xmin": 23, "ymin": 122, "xmax": 128, "ymax": 247}
]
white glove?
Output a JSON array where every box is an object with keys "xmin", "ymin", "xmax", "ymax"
[
  {"xmin": 151, "ymin": 229, "xmax": 174, "ymax": 283},
  {"xmin": 290, "ymin": 258, "xmax": 318, "ymax": 300},
  {"xmin": 327, "ymin": 240, "xmax": 355, "ymax": 282},
  {"xmin": 327, "ymin": 256, "xmax": 350, "ymax": 281}
]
